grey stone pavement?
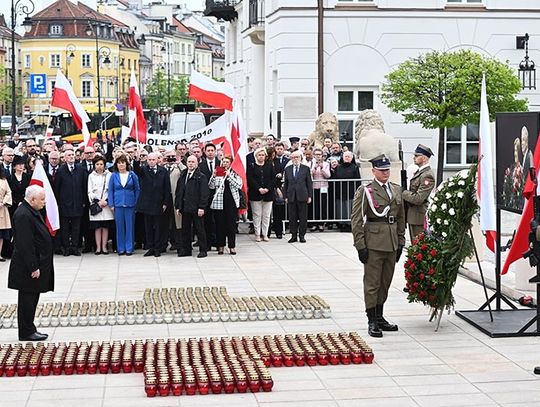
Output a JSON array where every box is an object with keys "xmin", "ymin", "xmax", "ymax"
[{"xmin": 0, "ymin": 230, "xmax": 540, "ymax": 407}]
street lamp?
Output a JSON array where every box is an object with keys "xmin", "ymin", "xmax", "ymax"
[
  {"xmin": 65, "ymin": 43, "xmax": 76, "ymax": 81},
  {"xmin": 161, "ymin": 42, "xmax": 171, "ymax": 108},
  {"xmin": 10, "ymin": 0, "xmax": 35, "ymax": 136},
  {"xmin": 86, "ymin": 20, "xmax": 112, "ymax": 127},
  {"xmin": 518, "ymin": 33, "xmax": 536, "ymax": 90}
]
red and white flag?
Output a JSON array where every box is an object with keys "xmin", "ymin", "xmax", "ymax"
[
  {"xmin": 29, "ymin": 160, "xmax": 60, "ymax": 236},
  {"xmin": 230, "ymin": 109, "xmax": 248, "ymax": 213},
  {"xmin": 51, "ymin": 69, "xmax": 91, "ymax": 146},
  {"xmin": 477, "ymin": 74, "xmax": 497, "ymax": 252},
  {"xmin": 189, "ymin": 70, "xmax": 234, "ymax": 111},
  {"xmin": 128, "ymin": 69, "xmax": 147, "ymax": 143}
]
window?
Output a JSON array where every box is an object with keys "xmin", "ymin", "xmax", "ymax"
[
  {"xmin": 49, "ymin": 25, "xmax": 63, "ymax": 35},
  {"xmin": 445, "ymin": 124, "xmax": 479, "ymax": 165},
  {"xmin": 336, "ymin": 88, "xmax": 375, "ymax": 147},
  {"xmin": 24, "ymin": 54, "xmax": 30, "ymax": 69},
  {"xmin": 82, "ymin": 54, "xmax": 91, "ymax": 68},
  {"xmin": 128, "ymin": 59, "xmax": 131, "ymax": 70},
  {"xmin": 25, "ymin": 80, "xmax": 30, "ymax": 97},
  {"xmin": 50, "ymin": 54, "xmax": 61, "ymax": 68},
  {"xmin": 49, "ymin": 80, "xmax": 56, "ymax": 97},
  {"xmin": 82, "ymin": 80, "xmax": 92, "ymax": 98}
]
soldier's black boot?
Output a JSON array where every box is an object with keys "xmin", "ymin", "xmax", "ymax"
[
  {"xmin": 366, "ymin": 308, "xmax": 383, "ymax": 338},
  {"xmin": 535, "ymin": 367, "xmax": 540, "ymax": 375},
  {"xmin": 376, "ymin": 304, "xmax": 398, "ymax": 331}
]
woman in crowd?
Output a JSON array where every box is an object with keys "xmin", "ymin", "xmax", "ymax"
[
  {"xmin": 0, "ymin": 165, "xmax": 12, "ymax": 261},
  {"xmin": 310, "ymin": 148, "xmax": 331, "ymax": 232},
  {"xmin": 88, "ymin": 156, "xmax": 114, "ymax": 255},
  {"xmin": 108, "ymin": 155, "xmax": 140, "ymax": 256},
  {"xmin": 334, "ymin": 151, "xmax": 361, "ymax": 231},
  {"xmin": 8, "ymin": 155, "xmax": 31, "ymax": 218},
  {"xmin": 247, "ymin": 147, "xmax": 275, "ymax": 242},
  {"xmin": 209, "ymin": 155, "xmax": 243, "ymax": 255}
]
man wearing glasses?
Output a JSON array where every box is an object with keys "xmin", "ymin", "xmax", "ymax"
[{"xmin": 351, "ymin": 154, "xmax": 405, "ymax": 338}]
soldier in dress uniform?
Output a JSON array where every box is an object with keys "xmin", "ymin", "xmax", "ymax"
[
  {"xmin": 402, "ymin": 144, "xmax": 435, "ymax": 241},
  {"xmin": 351, "ymin": 154, "xmax": 406, "ymax": 338}
]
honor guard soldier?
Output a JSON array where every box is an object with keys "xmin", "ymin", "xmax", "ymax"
[
  {"xmin": 351, "ymin": 154, "xmax": 405, "ymax": 338},
  {"xmin": 403, "ymin": 144, "xmax": 435, "ymax": 240}
]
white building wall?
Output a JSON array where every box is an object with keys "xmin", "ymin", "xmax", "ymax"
[{"xmin": 225, "ymin": 2, "xmax": 540, "ymax": 170}]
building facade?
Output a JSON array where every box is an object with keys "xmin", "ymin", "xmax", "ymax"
[
  {"xmin": 0, "ymin": 15, "xmax": 21, "ymax": 117},
  {"xmin": 222, "ymin": 0, "xmax": 540, "ymax": 171}
]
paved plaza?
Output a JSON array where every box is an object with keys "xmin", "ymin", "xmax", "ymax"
[{"xmin": 0, "ymin": 231, "xmax": 539, "ymax": 407}]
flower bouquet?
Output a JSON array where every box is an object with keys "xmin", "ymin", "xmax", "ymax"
[{"xmin": 404, "ymin": 163, "xmax": 479, "ymax": 329}]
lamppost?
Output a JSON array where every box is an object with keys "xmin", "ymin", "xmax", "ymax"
[
  {"xmin": 10, "ymin": 0, "xmax": 35, "ymax": 136},
  {"xmin": 65, "ymin": 43, "xmax": 76, "ymax": 81},
  {"xmin": 161, "ymin": 42, "xmax": 171, "ymax": 108},
  {"xmin": 85, "ymin": 20, "xmax": 111, "ymax": 127},
  {"xmin": 518, "ymin": 33, "xmax": 536, "ymax": 90}
]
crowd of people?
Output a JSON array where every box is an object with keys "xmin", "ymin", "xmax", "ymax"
[{"xmin": 0, "ymin": 132, "xmax": 362, "ymax": 260}]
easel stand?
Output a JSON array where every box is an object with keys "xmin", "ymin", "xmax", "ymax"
[{"xmin": 456, "ymin": 205, "xmax": 540, "ymax": 338}]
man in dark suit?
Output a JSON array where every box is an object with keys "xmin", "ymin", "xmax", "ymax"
[
  {"xmin": 80, "ymin": 146, "xmax": 96, "ymax": 253},
  {"xmin": 135, "ymin": 152, "xmax": 171, "ymax": 257},
  {"xmin": 55, "ymin": 149, "xmax": 88, "ymax": 256},
  {"xmin": 176, "ymin": 155, "xmax": 209, "ymax": 258},
  {"xmin": 199, "ymin": 143, "xmax": 220, "ymax": 249},
  {"xmin": 283, "ymin": 150, "xmax": 313, "ymax": 243},
  {"xmin": 272, "ymin": 142, "xmax": 289, "ymax": 239},
  {"xmin": 8, "ymin": 185, "xmax": 54, "ymax": 341}
]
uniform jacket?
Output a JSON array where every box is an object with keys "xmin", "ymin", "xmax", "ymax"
[
  {"xmin": 283, "ymin": 164, "xmax": 313, "ymax": 203},
  {"xmin": 402, "ymin": 166, "xmax": 435, "ymax": 226},
  {"xmin": 54, "ymin": 163, "xmax": 88, "ymax": 217},
  {"xmin": 0, "ymin": 178, "xmax": 12, "ymax": 229},
  {"xmin": 8, "ymin": 200, "xmax": 54, "ymax": 293},
  {"xmin": 175, "ymin": 168, "xmax": 209, "ymax": 214},
  {"xmin": 351, "ymin": 180, "xmax": 406, "ymax": 252},
  {"xmin": 108, "ymin": 171, "xmax": 140, "ymax": 208},
  {"xmin": 209, "ymin": 170, "xmax": 243, "ymax": 210},
  {"xmin": 135, "ymin": 165, "xmax": 171, "ymax": 216}
]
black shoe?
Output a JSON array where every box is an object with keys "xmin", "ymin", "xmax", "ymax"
[
  {"xmin": 177, "ymin": 252, "xmax": 192, "ymax": 257},
  {"xmin": 376, "ymin": 304, "xmax": 398, "ymax": 331},
  {"xmin": 276, "ymin": 234, "xmax": 283, "ymax": 239},
  {"xmin": 94, "ymin": 251, "xmax": 102, "ymax": 255},
  {"xmin": 403, "ymin": 287, "xmax": 409, "ymax": 293},
  {"xmin": 126, "ymin": 252, "xmax": 133, "ymax": 256},
  {"xmin": 299, "ymin": 237, "xmax": 306, "ymax": 243},
  {"xmin": 197, "ymin": 252, "xmax": 207, "ymax": 258},
  {"xmin": 118, "ymin": 252, "xmax": 126, "ymax": 256},
  {"xmin": 535, "ymin": 367, "xmax": 540, "ymax": 375},
  {"xmin": 71, "ymin": 249, "xmax": 81, "ymax": 256},
  {"xmin": 19, "ymin": 332, "xmax": 48, "ymax": 341},
  {"xmin": 154, "ymin": 252, "xmax": 161, "ymax": 258},
  {"xmin": 288, "ymin": 236, "xmax": 297, "ymax": 243},
  {"xmin": 102, "ymin": 251, "xmax": 109, "ymax": 255},
  {"xmin": 368, "ymin": 322, "xmax": 383, "ymax": 338},
  {"xmin": 62, "ymin": 249, "xmax": 70, "ymax": 257},
  {"xmin": 143, "ymin": 250, "xmax": 155, "ymax": 257}
]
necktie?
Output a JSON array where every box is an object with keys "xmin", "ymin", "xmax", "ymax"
[
  {"xmin": 6, "ymin": 165, "xmax": 10, "ymax": 175},
  {"xmin": 69, "ymin": 165, "xmax": 73, "ymax": 173},
  {"xmin": 209, "ymin": 161, "xmax": 213, "ymax": 173},
  {"xmin": 88, "ymin": 162, "xmax": 93, "ymax": 172},
  {"xmin": 383, "ymin": 184, "xmax": 392, "ymax": 200},
  {"xmin": 52, "ymin": 167, "xmax": 57, "ymax": 178},
  {"xmin": 152, "ymin": 167, "xmax": 157, "ymax": 174},
  {"xmin": 293, "ymin": 166, "xmax": 298, "ymax": 179}
]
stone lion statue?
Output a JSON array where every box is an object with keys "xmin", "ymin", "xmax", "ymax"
[
  {"xmin": 307, "ymin": 112, "xmax": 340, "ymax": 148},
  {"xmin": 354, "ymin": 109, "xmax": 398, "ymax": 162}
]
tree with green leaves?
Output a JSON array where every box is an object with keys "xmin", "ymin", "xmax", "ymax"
[
  {"xmin": 380, "ymin": 49, "xmax": 527, "ymax": 184},
  {"xmin": 145, "ymin": 69, "xmax": 189, "ymax": 110}
]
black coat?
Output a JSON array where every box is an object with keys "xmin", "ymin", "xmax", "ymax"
[
  {"xmin": 283, "ymin": 164, "xmax": 313, "ymax": 203},
  {"xmin": 334, "ymin": 162, "xmax": 361, "ymax": 200},
  {"xmin": 247, "ymin": 161, "xmax": 275, "ymax": 202},
  {"xmin": 198, "ymin": 157, "xmax": 221, "ymax": 180},
  {"xmin": 8, "ymin": 172, "xmax": 31, "ymax": 216},
  {"xmin": 8, "ymin": 200, "xmax": 54, "ymax": 293},
  {"xmin": 55, "ymin": 163, "xmax": 88, "ymax": 217},
  {"xmin": 175, "ymin": 168, "xmax": 209, "ymax": 214},
  {"xmin": 135, "ymin": 164, "xmax": 171, "ymax": 216}
]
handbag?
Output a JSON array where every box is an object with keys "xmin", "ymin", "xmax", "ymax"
[{"xmin": 90, "ymin": 175, "xmax": 106, "ymax": 216}]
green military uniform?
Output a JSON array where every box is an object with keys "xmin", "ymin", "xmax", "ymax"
[{"xmin": 402, "ymin": 165, "xmax": 435, "ymax": 240}]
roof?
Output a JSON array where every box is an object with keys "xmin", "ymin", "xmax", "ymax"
[
  {"xmin": 0, "ymin": 14, "xmax": 20, "ymax": 40},
  {"xmin": 172, "ymin": 17, "xmax": 192, "ymax": 34}
]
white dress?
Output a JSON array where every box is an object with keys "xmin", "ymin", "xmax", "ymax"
[{"xmin": 87, "ymin": 171, "xmax": 114, "ymax": 221}]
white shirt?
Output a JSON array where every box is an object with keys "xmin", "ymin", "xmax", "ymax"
[
  {"xmin": 120, "ymin": 172, "xmax": 129, "ymax": 187},
  {"xmin": 374, "ymin": 178, "xmax": 392, "ymax": 199}
]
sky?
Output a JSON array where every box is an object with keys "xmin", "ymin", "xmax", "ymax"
[{"xmin": 0, "ymin": 0, "xmax": 205, "ymax": 26}]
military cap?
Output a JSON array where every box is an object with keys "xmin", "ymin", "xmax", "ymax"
[
  {"xmin": 414, "ymin": 144, "xmax": 434, "ymax": 157},
  {"xmin": 289, "ymin": 137, "xmax": 300, "ymax": 143},
  {"xmin": 370, "ymin": 154, "xmax": 391, "ymax": 170}
]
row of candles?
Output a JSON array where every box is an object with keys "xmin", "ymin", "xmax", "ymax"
[
  {"xmin": 0, "ymin": 287, "xmax": 332, "ymax": 329},
  {"xmin": 0, "ymin": 332, "xmax": 374, "ymax": 397}
]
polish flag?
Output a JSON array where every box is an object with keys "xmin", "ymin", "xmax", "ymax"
[
  {"xmin": 128, "ymin": 69, "xmax": 147, "ymax": 143},
  {"xmin": 29, "ymin": 160, "xmax": 60, "ymax": 236},
  {"xmin": 230, "ymin": 109, "xmax": 248, "ymax": 214},
  {"xmin": 477, "ymin": 74, "xmax": 497, "ymax": 252},
  {"xmin": 189, "ymin": 70, "xmax": 234, "ymax": 111},
  {"xmin": 502, "ymin": 134, "xmax": 540, "ymax": 274},
  {"xmin": 51, "ymin": 69, "xmax": 91, "ymax": 146}
]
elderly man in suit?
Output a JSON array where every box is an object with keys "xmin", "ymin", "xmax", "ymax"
[
  {"xmin": 8, "ymin": 185, "xmax": 54, "ymax": 341},
  {"xmin": 351, "ymin": 154, "xmax": 406, "ymax": 338},
  {"xmin": 135, "ymin": 152, "xmax": 171, "ymax": 257},
  {"xmin": 175, "ymin": 155, "xmax": 210, "ymax": 258},
  {"xmin": 283, "ymin": 150, "xmax": 313, "ymax": 243},
  {"xmin": 55, "ymin": 149, "xmax": 88, "ymax": 256},
  {"xmin": 402, "ymin": 144, "xmax": 436, "ymax": 241}
]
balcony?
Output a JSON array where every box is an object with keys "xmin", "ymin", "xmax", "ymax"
[
  {"xmin": 245, "ymin": 0, "xmax": 264, "ymax": 44},
  {"xmin": 204, "ymin": 0, "xmax": 238, "ymax": 22}
]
